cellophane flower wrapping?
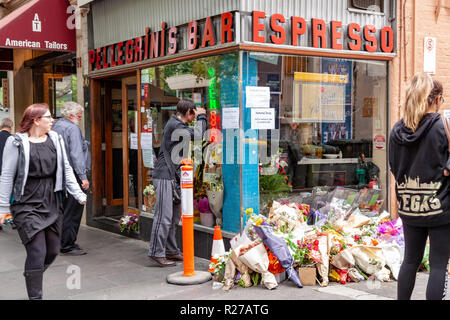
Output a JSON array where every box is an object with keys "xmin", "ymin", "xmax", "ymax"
[
  {"xmin": 254, "ymin": 225, "xmax": 303, "ymax": 288},
  {"xmin": 237, "ymin": 242, "xmax": 278, "ymax": 290}
]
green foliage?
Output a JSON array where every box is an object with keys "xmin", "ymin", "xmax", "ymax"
[{"xmin": 259, "ymin": 174, "xmax": 292, "ymax": 193}]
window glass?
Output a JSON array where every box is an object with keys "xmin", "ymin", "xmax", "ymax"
[
  {"xmin": 140, "ymin": 53, "xmax": 238, "ymax": 229},
  {"xmin": 243, "ymin": 53, "xmax": 388, "ymax": 216}
]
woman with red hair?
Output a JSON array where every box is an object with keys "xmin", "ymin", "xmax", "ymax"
[{"xmin": 0, "ymin": 103, "xmax": 86, "ymax": 300}]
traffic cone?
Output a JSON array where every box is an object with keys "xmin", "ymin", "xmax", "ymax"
[{"xmin": 208, "ymin": 226, "xmax": 225, "ymax": 273}]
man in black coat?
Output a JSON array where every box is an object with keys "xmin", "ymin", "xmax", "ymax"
[{"xmin": 0, "ymin": 117, "xmax": 13, "ymax": 173}]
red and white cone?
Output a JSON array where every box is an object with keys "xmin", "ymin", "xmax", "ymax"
[{"xmin": 208, "ymin": 226, "xmax": 225, "ymax": 273}]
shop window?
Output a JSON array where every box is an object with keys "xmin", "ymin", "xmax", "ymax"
[
  {"xmin": 31, "ymin": 56, "xmax": 77, "ymax": 117},
  {"xmin": 242, "ymin": 52, "xmax": 388, "ymax": 218},
  {"xmin": 140, "ymin": 53, "xmax": 239, "ymax": 230},
  {"xmin": 139, "ymin": 52, "xmax": 387, "ymax": 233}
]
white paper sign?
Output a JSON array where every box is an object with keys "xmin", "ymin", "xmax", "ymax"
[
  {"xmin": 424, "ymin": 37, "xmax": 436, "ymax": 74},
  {"xmin": 142, "ymin": 149, "xmax": 154, "ymax": 168},
  {"xmin": 140, "ymin": 132, "xmax": 153, "ymax": 150},
  {"xmin": 251, "ymin": 108, "xmax": 275, "ymax": 130},
  {"xmin": 246, "ymin": 86, "xmax": 270, "ymax": 108},
  {"xmin": 222, "ymin": 108, "xmax": 240, "ymax": 129},
  {"xmin": 130, "ymin": 133, "xmax": 138, "ymax": 150}
]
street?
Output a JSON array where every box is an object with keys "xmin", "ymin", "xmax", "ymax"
[{"xmin": 0, "ymin": 223, "xmax": 443, "ymax": 301}]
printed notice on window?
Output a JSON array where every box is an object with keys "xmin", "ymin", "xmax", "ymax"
[
  {"xmin": 251, "ymin": 108, "xmax": 275, "ymax": 130},
  {"xmin": 140, "ymin": 132, "xmax": 153, "ymax": 150},
  {"xmin": 246, "ymin": 86, "xmax": 270, "ymax": 108},
  {"xmin": 130, "ymin": 133, "xmax": 138, "ymax": 150},
  {"xmin": 222, "ymin": 108, "xmax": 240, "ymax": 129}
]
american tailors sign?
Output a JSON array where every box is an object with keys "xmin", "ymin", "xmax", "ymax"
[
  {"xmin": 89, "ymin": 11, "xmax": 395, "ymax": 72},
  {"xmin": 0, "ymin": 0, "xmax": 76, "ymax": 52}
]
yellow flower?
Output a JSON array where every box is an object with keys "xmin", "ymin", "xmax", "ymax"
[
  {"xmin": 245, "ymin": 208, "xmax": 254, "ymax": 216},
  {"xmin": 255, "ymin": 218, "xmax": 263, "ymax": 226}
]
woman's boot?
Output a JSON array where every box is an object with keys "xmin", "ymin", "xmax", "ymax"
[{"xmin": 23, "ymin": 269, "xmax": 44, "ymax": 300}]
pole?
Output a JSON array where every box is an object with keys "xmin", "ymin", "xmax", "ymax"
[
  {"xmin": 180, "ymin": 158, "xmax": 195, "ymax": 277},
  {"xmin": 166, "ymin": 158, "xmax": 212, "ymax": 285}
]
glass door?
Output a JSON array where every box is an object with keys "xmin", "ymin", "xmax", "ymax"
[
  {"xmin": 122, "ymin": 77, "xmax": 139, "ymax": 214},
  {"xmin": 103, "ymin": 80, "xmax": 124, "ymax": 218},
  {"xmin": 103, "ymin": 76, "xmax": 139, "ymax": 219}
]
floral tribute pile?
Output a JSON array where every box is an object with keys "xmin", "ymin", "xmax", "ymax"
[{"xmin": 209, "ymin": 187, "xmax": 407, "ymax": 291}]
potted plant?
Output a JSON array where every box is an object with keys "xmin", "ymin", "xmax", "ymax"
[{"xmin": 143, "ymin": 184, "xmax": 156, "ymax": 210}]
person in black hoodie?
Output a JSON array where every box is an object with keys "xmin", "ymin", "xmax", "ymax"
[
  {"xmin": 389, "ymin": 72, "xmax": 450, "ymax": 300},
  {"xmin": 147, "ymin": 100, "xmax": 207, "ymax": 267}
]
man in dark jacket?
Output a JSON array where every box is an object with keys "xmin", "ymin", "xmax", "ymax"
[
  {"xmin": 148, "ymin": 100, "xmax": 206, "ymax": 267},
  {"xmin": 52, "ymin": 102, "xmax": 91, "ymax": 255},
  {"xmin": 0, "ymin": 117, "xmax": 13, "ymax": 174}
]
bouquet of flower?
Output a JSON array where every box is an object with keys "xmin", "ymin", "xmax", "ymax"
[
  {"xmin": 209, "ymin": 250, "xmax": 232, "ymax": 282},
  {"xmin": 119, "ymin": 213, "xmax": 139, "ymax": 233},
  {"xmin": 266, "ymin": 246, "xmax": 285, "ymax": 274},
  {"xmin": 287, "ymin": 237, "xmax": 321, "ymax": 267},
  {"xmin": 143, "ymin": 184, "xmax": 155, "ymax": 196}
]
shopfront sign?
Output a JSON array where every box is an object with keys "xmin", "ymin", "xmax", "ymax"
[
  {"xmin": 89, "ymin": 10, "xmax": 394, "ymax": 72},
  {"xmin": 251, "ymin": 11, "xmax": 394, "ymax": 54},
  {"xmin": 89, "ymin": 12, "xmax": 234, "ymax": 72},
  {"xmin": 0, "ymin": 0, "xmax": 76, "ymax": 52}
]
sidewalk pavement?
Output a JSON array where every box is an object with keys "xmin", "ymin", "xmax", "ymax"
[{"xmin": 0, "ymin": 223, "xmax": 442, "ymax": 300}]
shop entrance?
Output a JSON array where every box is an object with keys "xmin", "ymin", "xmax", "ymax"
[{"xmin": 102, "ymin": 75, "xmax": 139, "ymax": 220}]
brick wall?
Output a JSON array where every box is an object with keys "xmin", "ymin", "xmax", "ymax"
[{"xmin": 389, "ymin": 0, "xmax": 450, "ymax": 217}]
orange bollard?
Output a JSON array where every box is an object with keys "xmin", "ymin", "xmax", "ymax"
[
  {"xmin": 166, "ymin": 158, "xmax": 211, "ymax": 285},
  {"xmin": 180, "ymin": 158, "xmax": 195, "ymax": 277}
]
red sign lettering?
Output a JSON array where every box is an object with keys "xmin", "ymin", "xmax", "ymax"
[
  {"xmin": 221, "ymin": 12, "xmax": 233, "ymax": 44},
  {"xmin": 312, "ymin": 18, "xmax": 327, "ymax": 49},
  {"xmin": 88, "ymin": 50, "xmax": 95, "ymax": 72},
  {"xmin": 188, "ymin": 21, "xmax": 198, "ymax": 50},
  {"xmin": 331, "ymin": 21, "xmax": 343, "ymax": 50},
  {"xmin": 348, "ymin": 23, "xmax": 361, "ymax": 51},
  {"xmin": 150, "ymin": 31, "xmax": 159, "ymax": 58},
  {"xmin": 270, "ymin": 14, "xmax": 286, "ymax": 45},
  {"xmin": 201, "ymin": 17, "xmax": 215, "ymax": 48},
  {"xmin": 364, "ymin": 25, "xmax": 377, "ymax": 52},
  {"xmin": 252, "ymin": 11, "xmax": 266, "ymax": 43},
  {"xmin": 291, "ymin": 16, "xmax": 306, "ymax": 46},
  {"xmin": 168, "ymin": 27, "xmax": 178, "ymax": 54},
  {"xmin": 380, "ymin": 26, "xmax": 394, "ymax": 53}
]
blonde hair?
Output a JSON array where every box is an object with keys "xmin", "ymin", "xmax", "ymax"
[{"xmin": 402, "ymin": 72, "xmax": 433, "ymax": 132}]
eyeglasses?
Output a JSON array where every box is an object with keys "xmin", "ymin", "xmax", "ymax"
[{"xmin": 39, "ymin": 115, "xmax": 53, "ymax": 119}]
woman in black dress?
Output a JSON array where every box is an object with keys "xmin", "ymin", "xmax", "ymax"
[{"xmin": 0, "ymin": 104, "xmax": 86, "ymax": 300}]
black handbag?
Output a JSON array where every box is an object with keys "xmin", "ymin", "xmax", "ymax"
[{"xmin": 161, "ymin": 141, "xmax": 182, "ymax": 205}]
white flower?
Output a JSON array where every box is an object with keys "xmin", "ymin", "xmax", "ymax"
[{"xmin": 121, "ymin": 216, "xmax": 130, "ymax": 225}]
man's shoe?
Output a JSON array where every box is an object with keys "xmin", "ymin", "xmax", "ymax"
[
  {"xmin": 166, "ymin": 254, "xmax": 183, "ymax": 261},
  {"xmin": 149, "ymin": 256, "xmax": 176, "ymax": 267},
  {"xmin": 60, "ymin": 248, "xmax": 87, "ymax": 256}
]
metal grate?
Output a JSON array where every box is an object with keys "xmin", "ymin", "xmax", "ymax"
[{"xmin": 352, "ymin": 0, "xmax": 382, "ymax": 11}]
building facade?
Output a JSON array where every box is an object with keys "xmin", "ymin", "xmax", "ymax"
[{"xmin": 78, "ymin": 0, "xmax": 404, "ymax": 259}]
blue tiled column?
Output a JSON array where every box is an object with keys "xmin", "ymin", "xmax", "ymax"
[{"xmin": 221, "ymin": 52, "xmax": 260, "ymax": 234}]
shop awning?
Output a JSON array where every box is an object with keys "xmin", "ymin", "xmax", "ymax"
[{"xmin": 0, "ymin": 0, "xmax": 76, "ymax": 52}]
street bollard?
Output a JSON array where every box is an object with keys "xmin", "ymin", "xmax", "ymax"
[
  {"xmin": 166, "ymin": 158, "xmax": 212, "ymax": 285},
  {"xmin": 180, "ymin": 158, "xmax": 195, "ymax": 277}
]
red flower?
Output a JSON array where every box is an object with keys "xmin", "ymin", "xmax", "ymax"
[{"xmin": 313, "ymin": 240, "xmax": 319, "ymax": 245}]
